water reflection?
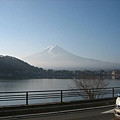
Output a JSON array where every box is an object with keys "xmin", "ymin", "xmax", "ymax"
[
  {"xmin": 0, "ymin": 78, "xmax": 119, "ymax": 92},
  {"xmin": 112, "ymin": 76, "xmax": 120, "ymax": 80}
]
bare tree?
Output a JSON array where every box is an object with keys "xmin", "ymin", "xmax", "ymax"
[{"xmin": 72, "ymin": 79, "xmax": 109, "ymax": 100}]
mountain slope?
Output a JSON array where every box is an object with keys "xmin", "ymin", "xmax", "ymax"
[
  {"xmin": 23, "ymin": 45, "xmax": 120, "ymax": 70},
  {"xmin": 0, "ymin": 56, "xmax": 38, "ymax": 72},
  {"xmin": 0, "ymin": 55, "xmax": 41, "ymax": 79}
]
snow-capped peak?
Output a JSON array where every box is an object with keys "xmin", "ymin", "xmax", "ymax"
[
  {"xmin": 42, "ymin": 45, "xmax": 69, "ymax": 56},
  {"xmin": 23, "ymin": 45, "xmax": 120, "ymax": 70}
]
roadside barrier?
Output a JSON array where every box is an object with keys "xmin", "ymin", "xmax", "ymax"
[{"xmin": 0, "ymin": 87, "xmax": 119, "ymax": 106}]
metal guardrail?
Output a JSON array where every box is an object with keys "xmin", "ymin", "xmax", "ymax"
[{"xmin": 0, "ymin": 87, "xmax": 120, "ymax": 106}]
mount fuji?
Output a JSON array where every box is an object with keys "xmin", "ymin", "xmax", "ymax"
[{"xmin": 23, "ymin": 45, "xmax": 120, "ymax": 70}]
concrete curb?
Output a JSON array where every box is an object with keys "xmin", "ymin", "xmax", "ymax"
[{"xmin": 0, "ymin": 97, "xmax": 116, "ymax": 117}]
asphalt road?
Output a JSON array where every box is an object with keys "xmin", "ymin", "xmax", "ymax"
[{"xmin": 0, "ymin": 105, "xmax": 119, "ymax": 120}]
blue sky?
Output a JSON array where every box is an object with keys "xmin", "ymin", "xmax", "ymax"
[{"xmin": 0, "ymin": 0, "xmax": 120, "ymax": 63}]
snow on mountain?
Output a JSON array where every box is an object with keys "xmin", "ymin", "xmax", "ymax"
[{"xmin": 23, "ymin": 45, "xmax": 120, "ymax": 70}]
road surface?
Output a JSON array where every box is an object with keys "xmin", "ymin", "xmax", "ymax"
[{"xmin": 0, "ymin": 105, "xmax": 119, "ymax": 120}]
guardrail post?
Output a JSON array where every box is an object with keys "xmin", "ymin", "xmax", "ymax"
[
  {"xmin": 112, "ymin": 88, "xmax": 114, "ymax": 98},
  {"xmin": 26, "ymin": 92, "xmax": 28, "ymax": 105},
  {"xmin": 61, "ymin": 90, "xmax": 63, "ymax": 102}
]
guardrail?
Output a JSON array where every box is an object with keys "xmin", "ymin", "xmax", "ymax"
[{"xmin": 0, "ymin": 87, "xmax": 120, "ymax": 106}]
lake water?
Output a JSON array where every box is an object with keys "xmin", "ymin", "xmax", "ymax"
[
  {"xmin": 0, "ymin": 78, "xmax": 119, "ymax": 92},
  {"xmin": 0, "ymin": 78, "xmax": 119, "ymax": 106}
]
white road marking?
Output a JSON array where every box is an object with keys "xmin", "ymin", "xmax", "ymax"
[{"xmin": 102, "ymin": 109, "xmax": 114, "ymax": 114}]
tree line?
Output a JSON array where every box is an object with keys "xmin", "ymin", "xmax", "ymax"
[{"xmin": 0, "ymin": 68, "xmax": 110, "ymax": 79}]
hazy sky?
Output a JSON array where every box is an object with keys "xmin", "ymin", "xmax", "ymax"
[{"xmin": 0, "ymin": 0, "xmax": 120, "ymax": 63}]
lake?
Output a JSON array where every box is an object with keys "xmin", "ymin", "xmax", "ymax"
[
  {"xmin": 0, "ymin": 78, "xmax": 119, "ymax": 106},
  {"xmin": 0, "ymin": 78, "xmax": 119, "ymax": 92}
]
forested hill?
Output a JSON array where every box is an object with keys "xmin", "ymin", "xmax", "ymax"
[
  {"xmin": 0, "ymin": 55, "xmax": 114, "ymax": 80},
  {"xmin": 0, "ymin": 55, "xmax": 43, "ymax": 79}
]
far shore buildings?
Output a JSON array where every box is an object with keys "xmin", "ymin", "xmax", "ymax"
[
  {"xmin": 112, "ymin": 70, "xmax": 120, "ymax": 79},
  {"xmin": 112, "ymin": 70, "xmax": 120, "ymax": 75}
]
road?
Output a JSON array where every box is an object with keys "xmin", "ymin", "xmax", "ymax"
[{"xmin": 0, "ymin": 105, "xmax": 119, "ymax": 120}]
